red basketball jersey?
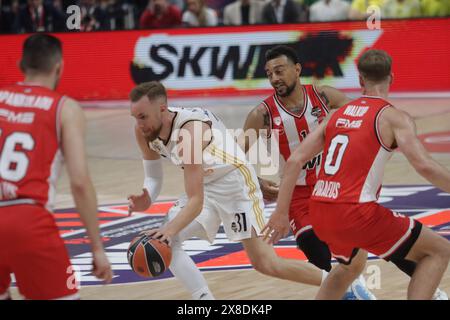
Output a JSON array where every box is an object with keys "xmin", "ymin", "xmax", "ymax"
[
  {"xmin": 311, "ymin": 96, "xmax": 394, "ymax": 203},
  {"xmin": 262, "ymin": 85, "xmax": 329, "ymax": 186},
  {"xmin": 0, "ymin": 83, "xmax": 65, "ymax": 210}
]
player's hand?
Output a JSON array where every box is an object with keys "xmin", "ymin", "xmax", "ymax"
[
  {"xmin": 140, "ymin": 227, "xmax": 174, "ymax": 245},
  {"xmin": 92, "ymin": 248, "xmax": 113, "ymax": 284},
  {"xmin": 127, "ymin": 188, "xmax": 151, "ymax": 216},
  {"xmin": 258, "ymin": 178, "xmax": 279, "ymax": 201},
  {"xmin": 261, "ymin": 209, "xmax": 290, "ymax": 245}
]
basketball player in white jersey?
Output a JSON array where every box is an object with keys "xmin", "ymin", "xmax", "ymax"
[
  {"xmin": 264, "ymin": 49, "xmax": 450, "ymax": 299},
  {"xmin": 243, "ymin": 45, "xmax": 374, "ymax": 299},
  {"xmin": 127, "ymin": 81, "xmax": 330, "ymax": 300}
]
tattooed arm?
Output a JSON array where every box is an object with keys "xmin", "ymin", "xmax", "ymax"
[
  {"xmin": 241, "ymin": 103, "xmax": 278, "ymax": 201},
  {"xmin": 315, "ymin": 85, "xmax": 351, "ymax": 110},
  {"xmin": 242, "ymin": 103, "xmax": 271, "ymax": 153}
]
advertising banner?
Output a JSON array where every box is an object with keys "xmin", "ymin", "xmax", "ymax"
[{"xmin": 0, "ymin": 18, "xmax": 449, "ymax": 100}]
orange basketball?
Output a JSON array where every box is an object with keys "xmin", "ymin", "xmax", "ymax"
[{"xmin": 127, "ymin": 235, "xmax": 172, "ymax": 278}]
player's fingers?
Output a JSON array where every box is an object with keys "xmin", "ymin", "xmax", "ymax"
[
  {"xmin": 261, "ymin": 225, "xmax": 270, "ymax": 239},
  {"xmin": 262, "ymin": 226, "xmax": 272, "ymax": 241},
  {"xmin": 143, "ymin": 229, "xmax": 158, "ymax": 237},
  {"xmin": 103, "ymin": 268, "xmax": 113, "ymax": 284},
  {"xmin": 266, "ymin": 193, "xmax": 278, "ymax": 201},
  {"xmin": 96, "ymin": 262, "xmax": 112, "ymax": 280},
  {"xmin": 95, "ymin": 268, "xmax": 110, "ymax": 283},
  {"xmin": 261, "ymin": 224, "xmax": 269, "ymax": 234},
  {"xmin": 152, "ymin": 231, "xmax": 163, "ymax": 240},
  {"xmin": 270, "ymin": 231, "xmax": 281, "ymax": 245},
  {"xmin": 128, "ymin": 201, "xmax": 135, "ymax": 216},
  {"xmin": 159, "ymin": 234, "xmax": 168, "ymax": 243}
]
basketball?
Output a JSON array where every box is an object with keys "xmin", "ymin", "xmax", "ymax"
[{"xmin": 127, "ymin": 235, "xmax": 172, "ymax": 278}]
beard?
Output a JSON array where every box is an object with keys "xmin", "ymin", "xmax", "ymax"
[
  {"xmin": 275, "ymin": 82, "xmax": 296, "ymax": 97},
  {"xmin": 144, "ymin": 122, "xmax": 163, "ymax": 142}
]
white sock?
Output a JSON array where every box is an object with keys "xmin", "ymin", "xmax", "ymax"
[
  {"xmin": 321, "ymin": 270, "xmax": 328, "ymax": 285},
  {"xmin": 169, "ymin": 246, "xmax": 215, "ymax": 300}
]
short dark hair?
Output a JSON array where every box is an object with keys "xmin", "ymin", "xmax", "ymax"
[
  {"xmin": 130, "ymin": 81, "xmax": 167, "ymax": 103},
  {"xmin": 20, "ymin": 34, "xmax": 62, "ymax": 74},
  {"xmin": 265, "ymin": 45, "xmax": 299, "ymax": 65},
  {"xmin": 357, "ymin": 49, "xmax": 392, "ymax": 82}
]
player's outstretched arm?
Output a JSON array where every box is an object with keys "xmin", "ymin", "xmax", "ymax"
[
  {"xmin": 242, "ymin": 103, "xmax": 279, "ymax": 201},
  {"xmin": 263, "ymin": 117, "xmax": 329, "ymax": 244},
  {"xmin": 386, "ymin": 108, "xmax": 450, "ymax": 193},
  {"xmin": 128, "ymin": 126, "xmax": 162, "ymax": 214},
  {"xmin": 150, "ymin": 121, "xmax": 209, "ymax": 243},
  {"xmin": 60, "ymin": 98, "xmax": 112, "ymax": 283}
]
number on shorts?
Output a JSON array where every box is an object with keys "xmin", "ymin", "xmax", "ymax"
[
  {"xmin": 234, "ymin": 212, "xmax": 247, "ymax": 232},
  {"xmin": 0, "ymin": 131, "xmax": 35, "ymax": 182},
  {"xmin": 324, "ymin": 134, "xmax": 349, "ymax": 175}
]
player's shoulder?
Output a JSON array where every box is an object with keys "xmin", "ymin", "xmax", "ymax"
[
  {"xmin": 378, "ymin": 103, "xmax": 413, "ymax": 127},
  {"xmin": 251, "ymin": 101, "xmax": 270, "ymax": 117},
  {"xmin": 61, "ymin": 96, "xmax": 82, "ymax": 112},
  {"xmin": 60, "ymin": 97, "xmax": 84, "ymax": 122}
]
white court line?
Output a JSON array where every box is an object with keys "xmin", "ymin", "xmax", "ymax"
[
  {"xmin": 411, "ymin": 208, "xmax": 450, "ymax": 220},
  {"xmin": 61, "ymin": 213, "xmax": 150, "ymax": 238}
]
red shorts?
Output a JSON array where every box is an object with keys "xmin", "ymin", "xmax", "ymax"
[
  {"xmin": 0, "ymin": 205, "xmax": 79, "ymax": 299},
  {"xmin": 309, "ymin": 201, "xmax": 419, "ymax": 264},
  {"xmin": 289, "ymin": 186, "xmax": 314, "ymax": 239}
]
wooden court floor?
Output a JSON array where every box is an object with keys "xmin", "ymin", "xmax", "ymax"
[{"xmin": 11, "ymin": 96, "xmax": 450, "ymax": 299}]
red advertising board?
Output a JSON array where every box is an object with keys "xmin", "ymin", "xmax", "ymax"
[{"xmin": 0, "ymin": 18, "xmax": 449, "ymax": 100}]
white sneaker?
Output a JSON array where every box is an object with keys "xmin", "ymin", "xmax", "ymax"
[
  {"xmin": 349, "ymin": 275, "xmax": 377, "ymax": 300},
  {"xmin": 432, "ymin": 288, "xmax": 448, "ymax": 300}
]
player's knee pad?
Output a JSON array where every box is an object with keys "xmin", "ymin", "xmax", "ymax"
[{"xmin": 297, "ymin": 230, "xmax": 332, "ymax": 272}]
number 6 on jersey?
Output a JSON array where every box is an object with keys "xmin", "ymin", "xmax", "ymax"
[{"xmin": 0, "ymin": 131, "xmax": 35, "ymax": 182}]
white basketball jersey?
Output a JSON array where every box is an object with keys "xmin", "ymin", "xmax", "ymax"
[{"xmin": 149, "ymin": 107, "xmax": 257, "ymax": 185}]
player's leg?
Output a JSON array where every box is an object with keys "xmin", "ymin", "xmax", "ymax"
[
  {"xmin": 241, "ymin": 228, "xmax": 324, "ymax": 286},
  {"xmin": 357, "ymin": 204, "xmax": 449, "ymax": 299},
  {"xmin": 169, "ymin": 221, "xmax": 215, "ymax": 300},
  {"xmin": 294, "ymin": 200, "xmax": 375, "ymax": 300},
  {"xmin": 0, "ymin": 265, "xmax": 11, "ymax": 300},
  {"xmin": 290, "ymin": 194, "xmax": 333, "ymax": 272},
  {"xmin": 315, "ymin": 249, "xmax": 367, "ymax": 300},
  {"xmin": 390, "ymin": 257, "xmax": 416, "ymax": 276},
  {"xmin": 401, "ymin": 225, "xmax": 450, "ymax": 300},
  {"xmin": 11, "ymin": 205, "xmax": 79, "ymax": 300},
  {"xmin": 389, "ymin": 257, "xmax": 448, "ymax": 300},
  {"xmin": 165, "ymin": 196, "xmax": 217, "ymax": 300},
  {"xmin": 0, "ymin": 209, "xmax": 12, "ymax": 300},
  {"xmin": 297, "ymin": 229, "xmax": 332, "ymax": 272}
]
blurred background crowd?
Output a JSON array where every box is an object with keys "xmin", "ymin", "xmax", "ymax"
[{"xmin": 0, "ymin": 0, "xmax": 448, "ymax": 33}]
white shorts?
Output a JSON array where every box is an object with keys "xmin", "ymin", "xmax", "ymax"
[{"xmin": 166, "ymin": 168, "xmax": 266, "ymax": 243}]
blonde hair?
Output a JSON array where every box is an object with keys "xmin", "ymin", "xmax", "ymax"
[
  {"xmin": 357, "ymin": 49, "xmax": 392, "ymax": 82},
  {"xmin": 129, "ymin": 81, "xmax": 167, "ymax": 103}
]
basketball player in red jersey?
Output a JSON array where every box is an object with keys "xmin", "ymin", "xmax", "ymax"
[
  {"xmin": 0, "ymin": 34, "xmax": 112, "ymax": 300},
  {"xmin": 244, "ymin": 45, "xmax": 374, "ymax": 299},
  {"xmin": 265, "ymin": 49, "xmax": 450, "ymax": 299}
]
